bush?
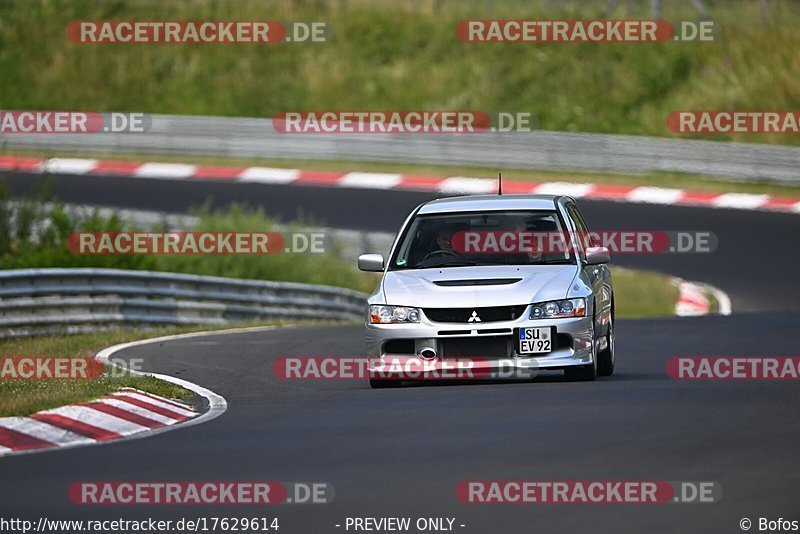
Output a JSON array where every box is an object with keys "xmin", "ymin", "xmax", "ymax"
[{"xmin": 0, "ymin": 185, "xmax": 373, "ymax": 292}]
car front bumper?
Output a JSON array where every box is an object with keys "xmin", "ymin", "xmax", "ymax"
[{"xmin": 365, "ymin": 313, "xmax": 594, "ymax": 376}]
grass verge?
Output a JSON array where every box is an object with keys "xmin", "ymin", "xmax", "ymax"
[
  {"xmin": 1, "ymin": 0, "xmax": 799, "ymax": 145},
  {"xmin": 0, "ymin": 322, "xmax": 294, "ymax": 417},
  {"xmin": 611, "ymin": 267, "xmax": 679, "ymax": 319}
]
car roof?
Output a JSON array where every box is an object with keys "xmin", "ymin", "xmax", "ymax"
[{"xmin": 417, "ymin": 194, "xmax": 562, "ymax": 215}]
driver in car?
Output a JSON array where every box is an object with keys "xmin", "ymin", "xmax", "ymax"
[{"xmin": 434, "ymin": 226, "xmax": 456, "ymax": 252}]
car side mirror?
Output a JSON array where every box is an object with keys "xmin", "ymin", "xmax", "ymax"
[
  {"xmin": 358, "ymin": 253, "xmax": 385, "ymax": 272},
  {"xmin": 585, "ymin": 246, "xmax": 610, "ymax": 265}
]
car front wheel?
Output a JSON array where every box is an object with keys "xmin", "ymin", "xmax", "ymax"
[{"xmin": 597, "ymin": 314, "xmax": 615, "ymax": 377}]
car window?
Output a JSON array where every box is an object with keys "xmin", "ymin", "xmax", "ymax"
[
  {"xmin": 566, "ymin": 203, "xmax": 595, "ymax": 250},
  {"xmin": 390, "ymin": 210, "xmax": 576, "ymax": 270}
]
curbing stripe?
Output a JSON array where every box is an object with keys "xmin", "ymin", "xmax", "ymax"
[
  {"xmin": 439, "ymin": 176, "xmax": 499, "ymax": 194},
  {"xmin": 533, "ymin": 182, "xmax": 595, "ymax": 197},
  {"xmin": 672, "ymin": 278, "xmax": 732, "ymax": 317},
  {"xmin": 0, "ymin": 427, "xmax": 54, "ymax": 451},
  {"xmin": 711, "ymin": 193, "xmax": 769, "ymax": 209},
  {"xmin": 339, "ymin": 172, "xmax": 403, "ymax": 189},
  {"xmin": 294, "ymin": 170, "xmax": 346, "ymax": 184},
  {"xmin": 238, "ymin": 167, "xmax": 299, "ymax": 183},
  {"xmin": 81, "ymin": 402, "xmax": 163, "ymax": 429},
  {"xmin": 39, "ymin": 158, "xmax": 98, "ymax": 175},
  {"xmin": 40, "ymin": 404, "xmax": 150, "ymax": 436},
  {"xmin": 95, "ymin": 398, "xmax": 187, "ymax": 425},
  {"xmin": 111, "ymin": 392, "xmax": 195, "ymax": 418},
  {"xmin": 0, "ymin": 385, "xmax": 206, "ymax": 457},
  {"xmin": 29, "ymin": 413, "xmax": 122, "ymax": 441},
  {"xmin": 134, "ymin": 162, "xmax": 197, "ymax": 179},
  {"xmin": 1, "ymin": 155, "xmax": 797, "ymax": 214},
  {"xmin": 0, "ymin": 418, "xmax": 95, "ymax": 446},
  {"xmin": 0, "ymin": 155, "xmax": 44, "ymax": 171},
  {"xmin": 0, "ymin": 325, "xmax": 264, "ymax": 458},
  {"xmin": 627, "ymin": 187, "xmax": 685, "ymax": 205},
  {"xmin": 115, "ymin": 388, "xmax": 196, "ymax": 413}
]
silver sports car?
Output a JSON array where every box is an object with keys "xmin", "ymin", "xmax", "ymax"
[{"xmin": 359, "ymin": 194, "xmax": 614, "ymax": 388}]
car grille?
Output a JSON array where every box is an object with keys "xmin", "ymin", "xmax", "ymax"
[
  {"xmin": 423, "ymin": 305, "xmax": 528, "ymax": 323},
  {"xmin": 433, "ymin": 278, "xmax": 521, "ymax": 287},
  {"xmin": 441, "ymin": 337, "xmax": 512, "ymax": 359}
]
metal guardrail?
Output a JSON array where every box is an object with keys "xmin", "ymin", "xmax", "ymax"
[
  {"xmin": 3, "ymin": 114, "xmax": 800, "ymax": 184},
  {"xmin": 0, "ymin": 268, "xmax": 368, "ymax": 338}
]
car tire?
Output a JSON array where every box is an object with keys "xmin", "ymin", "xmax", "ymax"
[
  {"xmin": 597, "ymin": 314, "xmax": 615, "ymax": 377},
  {"xmin": 370, "ymin": 379, "xmax": 401, "ymax": 389}
]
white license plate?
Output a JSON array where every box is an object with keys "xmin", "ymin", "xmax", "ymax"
[{"xmin": 518, "ymin": 327, "xmax": 552, "ymax": 354}]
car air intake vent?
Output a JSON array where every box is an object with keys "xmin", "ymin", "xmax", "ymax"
[
  {"xmin": 442, "ymin": 337, "xmax": 511, "ymax": 359},
  {"xmin": 423, "ymin": 305, "xmax": 528, "ymax": 323},
  {"xmin": 433, "ymin": 278, "xmax": 521, "ymax": 287}
]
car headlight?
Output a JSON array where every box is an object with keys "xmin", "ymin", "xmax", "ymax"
[
  {"xmin": 529, "ymin": 298, "xmax": 586, "ymax": 319},
  {"xmin": 369, "ymin": 305, "xmax": 421, "ymax": 324}
]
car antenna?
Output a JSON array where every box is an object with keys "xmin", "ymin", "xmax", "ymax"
[{"xmin": 498, "ymin": 172, "xmax": 503, "ymax": 195}]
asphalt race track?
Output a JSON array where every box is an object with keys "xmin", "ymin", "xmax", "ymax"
[
  {"xmin": 2, "ymin": 171, "xmax": 799, "ymax": 533},
  {"xmin": 3, "ymin": 170, "xmax": 798, "ymax": 312}
]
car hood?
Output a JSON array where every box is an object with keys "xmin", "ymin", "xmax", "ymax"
[{"xmin": 380, "ymin": 265, "xmax": 578, "ymax": 308}]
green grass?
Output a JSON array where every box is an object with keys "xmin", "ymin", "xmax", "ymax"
[
  {"xmin": 611, "ymin": 266, "xmax": 679, "ymax": 318},
  {"xmin": 0, "ymin": 320, "xmax": 335, "ymax": 417},
  {"xmin": 0, "ymin": 327, "xmax": 200, "ymax": 417},
  {"xmin": 0, "ymin": 0, "xmax": 798, "ymax": 145}
]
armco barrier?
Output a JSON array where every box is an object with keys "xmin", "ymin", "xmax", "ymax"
[
  {"xmin": 2, "ymin": 114, "xmax": 799, "ymax": 184},
  {"xmin": 0, "ymin": 268, "xmax": 367, "ymax": 338}
]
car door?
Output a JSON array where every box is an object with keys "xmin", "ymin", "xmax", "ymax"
[{"xmin": 565, "ymin": 202, "xmax": 613, "ymax": 337}]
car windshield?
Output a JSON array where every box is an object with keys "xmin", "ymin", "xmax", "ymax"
[{"xmin": 389, "ymin": 210, "xmax": 575, "ymax": 270}]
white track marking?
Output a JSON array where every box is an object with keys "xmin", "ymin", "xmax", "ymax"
[
  {"xmin": 39, "ymin": 158, "xmax": 98, "ymax": 174},
  {"xmin": 712, "ymin": 193, "xmax": 769, "ymax": 209},
  {"xmin": 238, "ymin": 167, "xmax": 300, "ymax": 183},
  {"xmin": 627, "ymin": 187, "xmax": 685, "ymax": 205},
  {"xmin": 338, "ymin": 172, "xmax": 402, "ymax": 189},
  {"xmin": 533, "ymin": 182, "xmax": 595, "ymax": 197},
  {"xmin": 134, "ymin": 163, "xmax": 197, "ymax": 179},
  {"xmin": 439, "ymin": 177, "xmax": 497, "ymax": 194}
]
